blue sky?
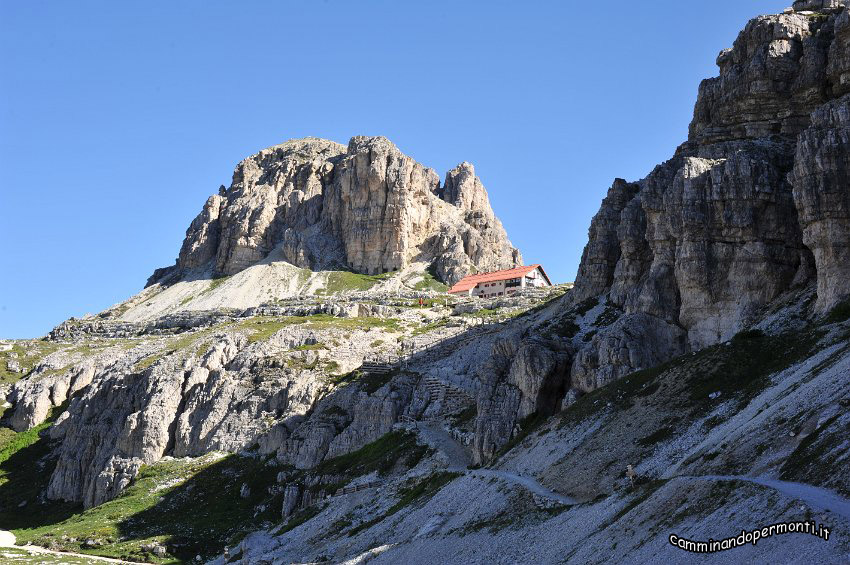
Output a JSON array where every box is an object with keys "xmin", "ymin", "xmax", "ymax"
[{"xmin": 0, "ymin": 0, "xmax": 789, "ymax": 338}]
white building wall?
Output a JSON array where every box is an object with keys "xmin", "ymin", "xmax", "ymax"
[
  {"xmin": 473, "ymin": 278, "xmax": 508, "ymax": 298},
  {"xmin": 473, "ymin": 276, "xmax": 525, "ymax": 297},
  {"xmin": 466, "ymin": 267, "xmax": 550, "ymax": 298},
  {"xmin": 525, "ymin": 267, "xmax": 550, "ymax": 288}
]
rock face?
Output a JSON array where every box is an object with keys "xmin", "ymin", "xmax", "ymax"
[
  {"xmin": 568, "ymin": 3, "xmax": 850, "ymax": 394},
  {"xmin": 42, "ymin": 329, "xmax": 343, "ymax": 508},
  {"xmin": 472, "ymin": 335, "xmax": 571, "ymax": 463},
  {"xmin": 791, "ymin": 94, "xmax": 850, "ymax": 310},
  {"xmin": 570, "ymin": 313, "xmax": 687, "ymax": 393},
  {"xmin": 154, "ymin": 136, "xmax": 520, "ymax": 286}
]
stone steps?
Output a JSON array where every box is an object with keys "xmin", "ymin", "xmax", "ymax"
[
  {"xmin": 359, "ymin": 362, "xmax": 397, "ymax": 375},
  {"xmin": 334, "ymin": 479, "xmax": 382, "ymax": 496},
  {"xmin": 422, "ymin": 376, "xmax": 473, "ymax": 414}
]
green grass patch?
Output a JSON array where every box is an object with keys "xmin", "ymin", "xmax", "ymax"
[
  {"xmin": 685, "ymin": 328, "xmax": 821, "ymax": 409},
  {"xmin": 278, "ymin": 503, "xmax": 324, "ymax": 535},
  {"xmin": 12, "ymin": 452, "xmax": 291, "ymax": 563},
  {"xmin": 0, "ymin": 403, "xmax": 81, "ymax": 539},
  {"xmin": 237, "ymin": 315, "xmax": 400, "ymax": 345},
  {"xmin": 452, "ymin": 405, "xmax": 477, "ymax": 425},
  {"xmin": 315, "ymin": 430, "xmax": 428, "ymax": 478},
  {"xmin": 573, "ymin": 297, "xmax": 598, "ymax": 317},
  {"xmin": 607, "ymin": 479, "xmax": 667, "ymax": 525},
  {"xmin": 412, "ymin": 270, "xmax": 448, "ymax": 292},
  {"xmin": 296, "ymin": 268, "xmax": 312, "ymax": 288},
  {"xmin": 323, "ymin": 405, "xmax": 350, "ymax": 418},
  {"xmin": 292, "ymin": 342, "xmax": 326, "ymax": 351},
  {"xmin": 495, "ymin": 412, "xmax": 547, "ymax": 459},
  {"xmin": 199, "ymin": 275, "xmax": 231, "ymax": 296},
  {"xmin": 0, "ymin": 547, "xmax": 107, "ymax": 564},
  {"xmin": 0, "ymin": 340, "xmax": 67, "ymax": 385},
  {"xmin": 559, "ymin": 359, "xmax": 675, "ymax": 429},
  {"xmin": 594, "ymin": 302, "xmax": 621, "ymax": 327},
  {"xmin": 302, "ymin": 314, "xmax": 400, "ymax": 332},
  {"xmin": 133, "ymin": 327, "xmax": 223, "ymax": 370},
  {"xmin": 560, "ymin": 326, "xmax": 824, "ymax": 432},
  {"xmin": 460, "ymin": 513, "xmax": 519, "ymax": 534},
  {"xmin": 459, "ymin": 308, "xmax": 500, "ymax": 319},
  {"xmin": 511, "ymin": 289, "xmax": 568, "ymax": 321},
  {"xmin": 240, "ymin": 318, "xmax": 296, "ymax": 344},
  {"xmin": 388, "ymin": 471, "xmax": 459, "ymax": 514},
  {"xmin": 327, "ymin": 368, "xmax": 399, "ymax": 394},
  {"xmin": 317, "ymin": 271, "xmax": 394, "ymax": 295},
  {"xmin": 557, "ymin": 325, "xmax": 828, "ymax": 450},
  {"xmin": 0, "ymin": 412, "xmax": 430, "ymax": 562},
  {"xmin": 408, "ymin": 297, "xmax": 446, "ymax": 308},
  {"xmin": 546, "ymin": 318, "xmax": 579, "ymax": 339},
  {"xmin": 0, "ymin": 420, "xmax": 52, "ymax": 467},
  {"xmin": 410, "ymin": 319, "xmax": 448, "ymax": 337},
  {"xmin": 779, "ymin": 414, "xmax": 843, "ymax": 490}
]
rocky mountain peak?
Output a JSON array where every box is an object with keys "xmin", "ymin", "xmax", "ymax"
[{"xmin": 153, "ymin": 136, "xmax": 520, "ymax": 287}]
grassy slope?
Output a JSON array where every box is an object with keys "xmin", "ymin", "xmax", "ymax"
[
  {"xmin": 130, "ymin": 313, "xmax": 403, "ymax": 371},
  {"xmin": 0, "ymin": 341, "xmax": 68, "ymax": 385},
  {"xmin": 238, "ymin": 314, "xmax": 401, "ymax": 344},
  {"xmin": 316, "ymin": 271, "xmax": 394, "ymax": 295},
  {"xmin": 0, "ymin": 547, "xmax": 110, "ymax": 564},
  {"xmin": 1, "ymin": 427, "xmax": 427, "ymax": 564},
  {"xmin": 412, "ymin": 270, "xmax": 448, "ymax": 293}
]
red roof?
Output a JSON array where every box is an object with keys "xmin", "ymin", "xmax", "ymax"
[{"xmin": 447, "ymin": 264, "xmax": 551, "ymax": 294}]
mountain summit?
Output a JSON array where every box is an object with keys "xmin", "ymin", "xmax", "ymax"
[{"xmin": 149, "ymin": 136, "xmax": 521, "ymax": 289}]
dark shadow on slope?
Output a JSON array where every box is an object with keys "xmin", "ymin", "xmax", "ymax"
[
  {"xmin": 117, "ymin": 454, "xmax": 284, "ymax": 562},
  {"xmin": 111, "ymin": 429, "xmax": 428, "ymax": 563},
  {"xmin": 0, "ymin": 416, "xmax": 80, "ymax": 531}
]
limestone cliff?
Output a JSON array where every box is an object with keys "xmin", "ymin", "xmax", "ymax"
[
  {"xmin": 468, "ymin": 1, "xmax": 850, "ymax": 461},
  {"xmin": 566, "ymin": 2, "xmax": 850, "ymax": 386},
  {"xmin": 152, "ymin": 136, "xmax": 521, "ymax": 287}
]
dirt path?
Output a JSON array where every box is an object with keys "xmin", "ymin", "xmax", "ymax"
[
  {"xmin": 415, "ymin": 421, "xmax": 472, "ymax": 469},
  {"xmin": 673, "ymin": 475, "xmax": 850, "ymax": 520},
  {"xmin": 0, "ymin": 530, "xmax": 146, "ymax": 564},
  {"xmin": 417, "ymin": 422, "xmax": 849, "ymax": 512},
  {"xmin": 414, "ymin": 421, "xmax": 576, "ymax": 505},
  {"xmin": 468, "ymin": 468, "xmax": 576, "ymax": 505}
]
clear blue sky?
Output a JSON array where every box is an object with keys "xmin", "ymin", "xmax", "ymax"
[{"xmin": 0, "ymin": 0, "xmax": 789, "ymax": 338}]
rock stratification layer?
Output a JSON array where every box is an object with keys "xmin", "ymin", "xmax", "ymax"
[
  {"xmin": 156, "ymin": 136, "xmax": 521, "ymax": 286},
  {"xmin": 466, "ymin": 2, "xmax": 850, "ymax": 461},
  {"xmin": 565, "ymin": 5, "xmax": 850, "ymax": 391}
]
